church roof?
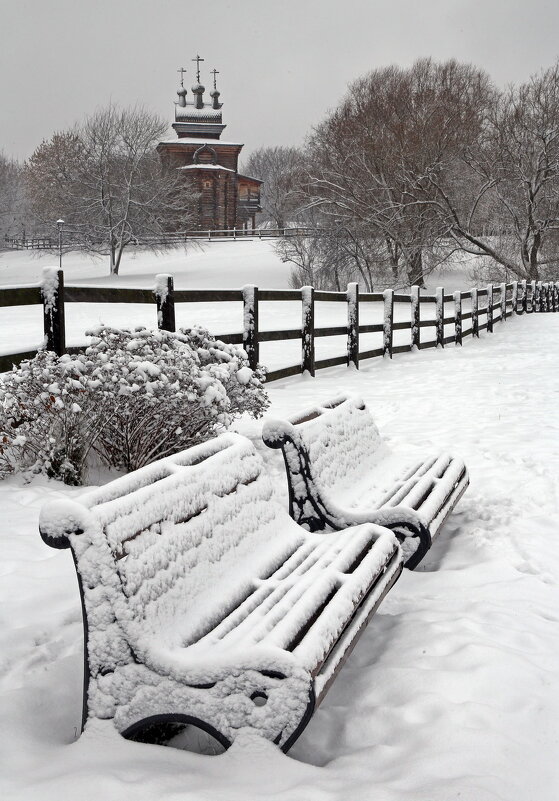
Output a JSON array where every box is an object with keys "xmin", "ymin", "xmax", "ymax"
[
  {"xmin": 159, "ymin": 137, "xmax": 244, "ymax": 147},
  {"xmin": 237, "ymin": 172, "xmax": 264, "ymax": 185},
  {"xmin": 175, "ymin": 105, "xmax": 222, "ymax": 121},
  {"xmin": 179, "ymin": 163, "xmax": 235, "ymax": 172}
]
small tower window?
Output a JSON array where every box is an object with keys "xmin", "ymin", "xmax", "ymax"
[{"xmin": 203, "ymin": 180, "xmax": 212, "ymax": 189}]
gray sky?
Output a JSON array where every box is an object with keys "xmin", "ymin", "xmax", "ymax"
[{"xmin": 2, "ymin": 0, "xmax": 559, "ymax": 164}]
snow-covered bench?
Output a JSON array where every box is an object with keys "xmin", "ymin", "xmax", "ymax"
[
  {"xmin": 39, "ymin": 432, "xmax": 403, "ymax": 752},
  {"xmin": 262, "ymin": 396, "xmax": 469, "ymax": 569}
]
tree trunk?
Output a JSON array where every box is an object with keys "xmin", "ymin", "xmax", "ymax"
[
  {"xmin": 407, "ymin": 249, "xmax": 425, "ymax": 288},
  {"xmin": 110, "ymin": 244, "xmax": 119, "ymax": 276},
  {"xmin": 385, "ymin": 236, "xmax": 400, "ymax": 282},
  {"xmin": 356, "ymin": 264, "xmax": 372, "ymax": 292},
  {"xmin": 114, "ymin": 244, "xmax": 125, "ymax": 276},
  {"xmin": 528, "ymin": 231, "xmax": 541, "ymax": 282}
]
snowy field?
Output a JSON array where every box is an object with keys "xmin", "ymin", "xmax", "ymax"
[
  {"xmin": 2, "ymin": 241, "xmax": 558, "ymax": 800},
  {"xmin": 2, "ymin": 309, "xmax": 559, "ymax": 800}
]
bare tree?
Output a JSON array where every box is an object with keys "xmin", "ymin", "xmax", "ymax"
[
  {"xmin": 0, "ymin": 153, "xmax": 26, "ymax": 243},
  {"xmin": 242, "ymin": 146, "xmax": 306, "ymax": 229},
  {"xmin": 429, "ymin": 62, "xmax": 559, "ymax": 281},
  {"xmin": 277, "ymin": 205, "xmax": 393, "ymax": 291},
  {"xmin": 25, "ymin": 105, "xmax": 196, "ymax": 274},
  {"xmin": 306, "ymin": 59, "xmax": 493, "ymax": 286}
]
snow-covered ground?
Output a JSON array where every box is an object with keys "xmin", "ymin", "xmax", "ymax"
[
  {"xmin": 2, "ymin": 241, "xmax": 558, "ymax": 800},
  {"xmin": 2, "ymin": 309, "xmax": 559, "ymax": 800}
]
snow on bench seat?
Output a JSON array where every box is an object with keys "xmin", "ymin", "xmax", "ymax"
[
  {"xmin": 39, "ymin": 432, "xmax": 402, "ymax": 752},
  {"xmin": 262, "ymin": 395, "xmax": 469, "ymax": 569}
]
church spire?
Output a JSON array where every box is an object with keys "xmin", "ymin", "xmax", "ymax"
[
  {"xmin": 172, "ymin": 56, "xmax": 226, "ymax": 140},
  {"xmin": 176, "ymin": 66, "xmax": 187, "ymax": 107},
  {"xmin": 210, "ymin": 68, "xmax": 222, "ymax": 110},
  {"xmin": 191, "ymin": 54, "xmax": 205, "ymax": 109}
]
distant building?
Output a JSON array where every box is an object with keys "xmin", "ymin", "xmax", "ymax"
[{"xmin": 157, "ymin": 58, "xmax": 262, "ymax": 232}]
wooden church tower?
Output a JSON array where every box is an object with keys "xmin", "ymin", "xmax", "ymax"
[{"xmin": 157, "ymin": 57, "xmax": 262, "ymax": 232}]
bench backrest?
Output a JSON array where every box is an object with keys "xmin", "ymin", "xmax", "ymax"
[
  {"xmin": 267, "ymin": 395, "xmax": 383, "ymax": 493},
  {"xmin": 39, "ymin": 433, "xmax": 301, "ymax": 660},
  {"xmin": 262, "ymin": 395, "xmax": 385, "ymax": 530}
]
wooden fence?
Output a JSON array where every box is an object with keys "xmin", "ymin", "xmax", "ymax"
[
  {"xmin": 3, "ymin": 227, "xmax": 315, "ymax": 250},
  {"xmin": 0, "ymin": 270, "xmax": 558, "ymax": 380}
]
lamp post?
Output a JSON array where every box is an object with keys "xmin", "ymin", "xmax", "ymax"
[{"xmin": 56, "ymin": 219, "xmax": 64, "ymax": 271}]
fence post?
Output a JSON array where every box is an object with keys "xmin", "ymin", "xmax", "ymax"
[
  {"xmin": 521, "ymin": 279, "xmax": 527, "ymax": 313},
  {"xmin": 500, "ymin": 283, "xmax": 507, "ymax": 322},
  {"xmin": 454, "ymin": 291, "xmax": 462, "ymax": 345},
  {"xmin": 242, "ymin": 284, "xmax": 259, "ymax": 370},
  {"xmin": 42, "ymin": 267, "xmax": 65, "ymax": 356},
  {"xmin": 411, "ymin": 285, "xmax": 420, "ymax": 349},
  {"xmin": 512, "ymin": 281, "xmax": 518, "ymax": 316},
  {"xmin": 383, "ymin": 289, "xmax": 394, "ymax": 358},
  {"xmin": 154, "ymin": 274, "xmax": 175, "ymax": 332},
  {"xmin": 532, "ymin": 281, "xmax": 537, "ymax": 312},
  {"xmin": 555, "ymin": 281, "xmax": 559, "ymax": 312},
  {"xmin": 471, "ymin": 288, "xmax": 479, "ymax": 337},
  {"xmin": 545, "ymin": 282, "xmax": 550, "ymax": 312},
  {"xmin": 301, "ymin": 285, "xmax": 315, "ymax": 376},
  {"xmin": 347, "ymin": 282, "xmax": 359, "ymax": 369},
  {"xmin": 486, "ymin": 285, "xmax": 494, "ymax": 333},
  {"xmin": 530, "ymin": 280, "xmax": 536, "ymax": 312},
  {"xmin": 536, "ymin": 281, "xmax": 543, "ymax": 312},
  {"xmin": 436, "ymin": 286, "xmax": 445, "ymax": 347}
]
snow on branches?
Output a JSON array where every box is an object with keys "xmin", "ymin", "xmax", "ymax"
[{"xmin": 0, "ymin": 326, "xmax": 269, "ymax": 484}]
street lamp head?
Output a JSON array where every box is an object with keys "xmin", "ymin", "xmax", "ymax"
[{"xmin": 56, "ymin": 219, "xmax": 64, "ymax": 228}]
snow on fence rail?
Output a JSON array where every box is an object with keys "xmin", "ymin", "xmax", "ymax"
[{"xmin": 0, "ymin": 271, "xmax": 557, "ymax": 380}]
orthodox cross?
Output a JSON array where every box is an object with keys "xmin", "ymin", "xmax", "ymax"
[
  {"xmin": 192, "ymin": 54, "xmax": 204, "ymax": 83},
  {"xmin": 177, "ymin": 66, "xmax": 187, "ymax": 87},
  {"xmin": 211, "ymin": 68, "xmax": 219, "ymax": 90}
]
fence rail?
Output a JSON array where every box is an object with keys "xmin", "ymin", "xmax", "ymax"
[
  {"xmin": 0, "ymin": 271, "xmax": 557, "ymax": 379},
  {"xmin": 3, "ymin": 227, "xmax": 316, "ymax": 250}
]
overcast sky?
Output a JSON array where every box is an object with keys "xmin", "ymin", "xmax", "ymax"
[{"xmin": 2, "ymin": 0, "xmax": 559, "ymax": 165}]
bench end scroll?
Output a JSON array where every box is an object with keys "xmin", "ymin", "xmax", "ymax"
[{"xmin": 39, "ymin": 498, "xmax": 91, "ymax": 550}]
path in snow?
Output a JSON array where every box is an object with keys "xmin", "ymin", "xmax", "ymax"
[{"xmin": 2, "ymin": 306, "xmax": 559, "ymax": 800}]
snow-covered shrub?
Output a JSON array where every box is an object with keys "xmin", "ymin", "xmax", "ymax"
[
  {"xmin": 0, "ymin": 325, "xmax": 269, "ymax": 484},
  {"xmin": 179, "ymin": 325, "xmax": 269, "ymax": 419},
  {"xmin": 0, "ymin": 350, "xmax": 104, "ymax": 484}
]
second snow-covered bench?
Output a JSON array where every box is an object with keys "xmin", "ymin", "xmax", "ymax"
[
  {"xmin": 39, "ymin": 432, "xmax": 403, "ymax": 752},
  {"xmin": 262, "ymin": 395, "xmax": 469, "ymax": 569}
]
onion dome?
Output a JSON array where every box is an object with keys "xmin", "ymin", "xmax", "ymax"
[
  {"xmin": 177, "ymin": 86, "xmax": 187, "ymax": 107},
  {"xmin": 210, "ymin": 88, "xmax": 221, "ymax": 110},
  {"xmin": 191, "ymin": 82, "xmax": 205, "ymax": 110}
]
